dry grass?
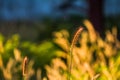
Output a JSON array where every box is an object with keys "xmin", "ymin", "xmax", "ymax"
[
  {"xmin": 48, "ymin": 20, "xmax": 120, "ymax": 80},
  {"xmin": 0, "ymin": 20, "xmax": 120, "ymax": 80}
]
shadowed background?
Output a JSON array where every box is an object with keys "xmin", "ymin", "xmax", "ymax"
[{"xmin": 0, "ymin": 0, "xmax": 120, "ymax": 41}]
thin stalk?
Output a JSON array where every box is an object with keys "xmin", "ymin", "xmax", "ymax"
[{"xmin": 68, "ymin": 27, "xmax": 83, "ymax": 80}]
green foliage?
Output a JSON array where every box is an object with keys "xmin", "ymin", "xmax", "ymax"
[
  {"xmin": 0, "ymin": 34, "xmax": 61, "ymax": 80},
  {"xmin": 21, "ymin": 41, "xmax": 61, "ymax": 68}
]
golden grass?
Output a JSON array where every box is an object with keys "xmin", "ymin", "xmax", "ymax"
[
  {"xmin": 47, "ymin": 20, "xmax": 120, "ymax": 80},
  {"xmin": 0, "ymin": 20, "xmax": 120, "ymax": 80}
]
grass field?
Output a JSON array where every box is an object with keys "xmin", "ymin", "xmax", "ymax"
[{"xmin": 0, "ymin": 20, "xmax": 120, "ymax": 80}]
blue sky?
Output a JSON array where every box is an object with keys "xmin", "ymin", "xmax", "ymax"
[
  {"xmin": 104, "ymin": 0, "xmax": 120, "ymax": 16},
  {"xmin": 0, "ymin": 0, "xmax": 120, "ymax": 20}
]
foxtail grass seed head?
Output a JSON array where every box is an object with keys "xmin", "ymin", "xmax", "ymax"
[
  {"xmin": 68, "ymin": 27, "xmax": 83, "ymax": 80},
  {"xmin": 22, "ymin": 56, "xmax": 28, "ymax": 76},
  {"xmin": 71, "ymin": 27, "xmax": 83, "ymax": 50}
]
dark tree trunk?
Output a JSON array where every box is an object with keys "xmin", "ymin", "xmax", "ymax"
[{"xmin": 88, "ymin": 0, "xmax": 104, "ymax": 34}]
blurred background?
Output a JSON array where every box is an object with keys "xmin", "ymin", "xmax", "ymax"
[
  {"xmin": 0, "ymin": 0, "xmax": 120, "ymax": 80},
  {"xmin": 0, "ymin": 0, "xmax": 120, "ymax": 41}
]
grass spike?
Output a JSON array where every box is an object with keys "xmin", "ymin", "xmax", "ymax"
[{"xmin": 68, "ymin": 27, "xmax": 83, "ymax": 80}]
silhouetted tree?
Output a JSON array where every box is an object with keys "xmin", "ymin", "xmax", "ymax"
[
  {"xmin": 88, "ymin": 0, "xmax": 104, "ymax": 34},
  {"xmin": 58, "ymin": 0, "xmax": 75, "ymax": 10},
  {"xmin": 58, "ymin": 0, "xmax": 104, "ymax": 34}
]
